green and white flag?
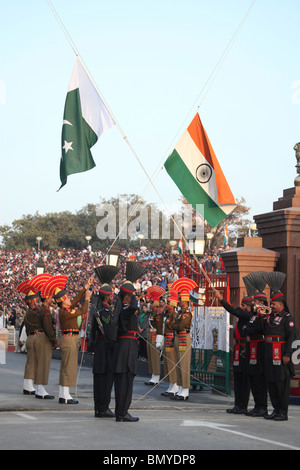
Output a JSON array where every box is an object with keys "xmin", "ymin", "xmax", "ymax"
[{"xmin": 59, "ymin": 59, "xmax": 115, "ymax": 190}]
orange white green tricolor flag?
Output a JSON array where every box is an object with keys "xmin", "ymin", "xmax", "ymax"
[{"xmin": 164, "ymin": 113, "xmax": 236, "ymax": 228}]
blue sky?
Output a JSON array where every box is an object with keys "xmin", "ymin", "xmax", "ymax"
[{"xmin": 1, "ymin": 0, "xmax": 300, "ymax": 236}]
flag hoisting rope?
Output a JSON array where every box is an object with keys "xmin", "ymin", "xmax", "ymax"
[
  {"xmin": 47, "ymin": 0, "xmax": 256, "ymax": 286},
  {"xmin": 46, "ymin": 0, "xmax": 256, "ymax": 397}
]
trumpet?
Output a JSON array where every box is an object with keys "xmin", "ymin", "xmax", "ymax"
[{"xmin": 253, "ymin": 304, "xmax": 272, "ymax": 315}]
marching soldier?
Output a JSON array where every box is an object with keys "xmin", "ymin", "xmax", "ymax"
[
  {"xmin": 160, "ymin": 287, "xmax": 179, "ymax": 397},
  {"xmin": 241, "ymin": 272, "xmax": 271, "ymax": 417},
  {"xmin": 169, "ymin": 277, "xmax": 197, "ymax": 401},
  {"xmin": 90, "ymin": 265, "xmax": 118, "ymax": 418},
  {"xmin": 263, "ymin": 272, "xmax": 298, "ymax": 421},
  {"xmin": 112, "ymin": 261, "xmax": 147, "ymax": 422},
  {"xmin": 215, "ymin": 289, "xmax": 252, "ymax": 414},
  {"xmin": 34, "ymin": 294, "xmax": 58, "ymax": 399},
  {"xmin": 17, "ymin": 280, "xmax": 40, "ymax": 395},
  {"xmin": 144, "ymin": 286, "xmax": 166, "ymax": 386},
  {"xmin": 41, "ymin": 275, "xmax": 92, "ymax": 404}
]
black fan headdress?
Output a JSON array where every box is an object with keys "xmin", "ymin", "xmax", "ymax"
[
  {"xmin": 244, "ymin": 271, "xmax": 268, "ymax": 304},
  {"xmin": 94, "ymin": 265, "xmax": 119, "ymax": 295},
  {"xmin": 264, "ymin": 271, "xmax": 286, "ymax": 303}
]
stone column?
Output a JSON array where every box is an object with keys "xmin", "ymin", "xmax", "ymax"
[
  {"xmin": 221, "ymin": 237, "xmax": 279, "ymax": 306},
  {"xmin": 254, "ymin": 144, "xmax": 300, "ymax": 332}
]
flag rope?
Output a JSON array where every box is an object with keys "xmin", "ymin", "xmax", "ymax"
[
  {"xmin": 47, "ymin": 0, "xmax": 256, "ymax": 284},
  {"xmin": 48, "ymin": 0, "xmax": 255, "ymax": 395}
]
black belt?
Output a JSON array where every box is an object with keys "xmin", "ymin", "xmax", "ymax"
[
  {"xmin": 266, "ymin": 336, "xmax": 286, "ymax": 342},
  {"xmin": 118, "ymin": 331, "xmax": 138, "ymax": 340},
  {"xmin": 62, "ymin": 330, "xmax": 79, "ymax": 336},
  {"xmin": 234, "ymin": 339, "xmax": 246, "ymax": 344},
  {"xmin": 246, "ymin": 335, "xmax": 265, "ymax": 342}
]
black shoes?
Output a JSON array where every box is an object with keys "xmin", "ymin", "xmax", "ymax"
[
  {"xmin": 245, "ymin": 408, "xmax": 267, "ymax": 417},
  {"xmin": 116, "ymin": 413, "xmax": 139, "ymax": 422},
  {"xmin": 161, "ymin": 391, "xmax": 177, "ymax": 397},
  {"xmin": 59, "ymin": 398, "xmax": 79, "ymax": 404},
  {"xmin": 264, "ymin": 411, "xmax": 288, "ymax": 421},
  {"xmin": 144, "ymin": 381, "xmax": 158, "ymax": 386},
  {"xmin": 23, "ymin": 390, "xmax": 35, "ymax": 395},
  {"xmin": 35, "ymin": 394, "xmax": 55, "ymax": 400},
  {"xmin": 226, "ymin": 406, "xmax": 246, "ymax": 414},
  {"xmin": 169, "ymin": 394, "xmax": 189, "ymax": 401},
  {"xmin": 95, "ymin": 409, "xmax": 115, "ymax": 418}
]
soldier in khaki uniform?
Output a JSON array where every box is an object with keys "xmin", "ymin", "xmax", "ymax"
[
  {"xmin": 144, "ymin": 286, "xmax": 166, "ymax": 386},
  {"xmin": 17, "ymin": 280, "xmax": 40, "ymax": 395},
  {"xmin": 160, "ymin": 287, "xmax": 179, "ymax": 397},
  {"xmin": 34, "ymin": 295, "xmax": 59, "ymax": 399},
  {"xmin": 169, "ymin": 277, "xmax": 197, "ymax": 401},
  {"xmin": 41, "ymin": 276, "xmax": 92, "ymax": 403}
]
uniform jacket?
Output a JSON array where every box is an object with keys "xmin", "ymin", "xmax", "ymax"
[
  {"xmin": 264, "ymin": 309, "xmax": 298, "ymax": 382},
  {"xmin": 91, "ymin": 298, "xmax": 115, "ymax": 374},
  {"xmin": 221, "ymin": 299, "xmax": 252, "ymax": 372},
  {"xmin": 59, "ymin": 288, "xmax": 88, "ymax": 332},
  {"xmin": 112, "ymin": 296, "xmax": 139, "ymax": 375},
  {"xmin": 24, "ymin": 307, "xmax": 38, "ymax": 335}
]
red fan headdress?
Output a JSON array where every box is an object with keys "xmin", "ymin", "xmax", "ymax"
[
  {"xmin": 146, "ymin": 286, "xmax": 166, "ymax": 306},
  {"xmin": 41, "ymin": 276, "xmax": 68, "ymax": 302},
  {"xmin": 17, "ymin": 280, "xmax": 39, "ymax": 300},
  {"xmin": 171, "ymin": 277, "xmax": 198, "ymax": 302},
  {"xmin": 29, "ymin": 273, "xmax": 54, "ymax": 292}
]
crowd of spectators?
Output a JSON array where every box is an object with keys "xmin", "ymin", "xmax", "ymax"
[{"xmin": 0, "ymin": 244, "xmax": 228, "ymax": 334}]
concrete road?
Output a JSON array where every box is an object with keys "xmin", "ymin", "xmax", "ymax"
[{"xmin": 1, "ymin": 351, "xmax": 300, "ymax": 452}]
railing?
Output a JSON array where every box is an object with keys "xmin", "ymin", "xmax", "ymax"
[
  {"xmin": 179, "ymin": 251, "xmax": 230, "ymax": 305},
  {"xmin": 180, "ymin": 251, "xmax": 231, "ymax": 395}
]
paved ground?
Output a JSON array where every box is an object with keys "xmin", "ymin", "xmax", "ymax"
[{"xmin": 1, "ymin": 351, "xmax": 300, "ymax": 452}]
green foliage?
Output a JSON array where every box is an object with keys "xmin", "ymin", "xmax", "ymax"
[{"xmin": 0, "ymin": 195, "xmax": 251, "ymax": 251}]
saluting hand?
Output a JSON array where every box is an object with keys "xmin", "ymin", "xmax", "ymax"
[{"xmin": 84, "ymin": 277, "xmax": 93, "ymax": 290}]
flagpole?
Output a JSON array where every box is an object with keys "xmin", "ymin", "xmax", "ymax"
[{"xmin": 46, "ymin": 0, "xmax": 250, "ymax": 291}]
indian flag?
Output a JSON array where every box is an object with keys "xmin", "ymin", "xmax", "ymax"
[
  {"xmin": 178, "ymin": 237, "xmax": 183, "ymax": 254},
  {"xmin": 224, "ymin": 225, "xmax": 229, "ymax": 246},
  {"xmin": 59, "ymin": 58, "xmax": 115, "ymax": 190},
  {"xmin": 164, "ymin": 113, "xmax": 236, "ymax": 227}
]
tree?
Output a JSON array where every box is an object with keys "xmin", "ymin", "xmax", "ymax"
[{"xmin": 179, "ymin": 196, "xmax": 252, "ymax": 251}]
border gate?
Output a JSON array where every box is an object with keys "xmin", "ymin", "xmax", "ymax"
[{"xmin": 179, "ymin": 251, "xmax": 231, "ymax": 395}]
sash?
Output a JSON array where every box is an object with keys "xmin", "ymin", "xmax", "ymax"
[
  {"xmin": 178, "ymin": 330, "xmax": 188, "ymax": 351},
  {"xmin": 266, "ymin": 335, "xmax": 286, "ymax": 366},
  {"xmin": 164, "ymin": 331, "xmax": 174, "ymax": 351},
  {"xmin": 246, "ymin": 335, "xmax": 265, "ymax": 365}
]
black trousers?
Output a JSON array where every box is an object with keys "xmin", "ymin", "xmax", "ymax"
[
  {"xmin": 93, "ymin": 371, "xmax": 114, "ymax": 414},
  {"xmin": 267, "ymin": 378, "xmax": 290, "ymax": 416},
  {"xmin": 138, "ymin": 337, "xmax": 148, "ymax": 359},
  {"xmin": 249, "ymin": 374, "xmax": 268, "ymax": 410},
  {"xmin": 233, "ymin": 370, "xmax": 250, "ymax": 409},
  {"xmin": 114, "ymin": 371, "xmax": 135, "ymax": 417}
]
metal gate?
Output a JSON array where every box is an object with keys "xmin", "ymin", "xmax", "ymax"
[
  {"xmin": 180, "ymin": 251, "xmax": 231, "ymax": 395},
  {"xmin": 190, "ymin": 306, "xmax": 230, "ymax": 395}
]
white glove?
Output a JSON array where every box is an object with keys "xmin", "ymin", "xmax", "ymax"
[{"xmin": 156, "ymin": 334, "xmax": 164, "ymax": 349}]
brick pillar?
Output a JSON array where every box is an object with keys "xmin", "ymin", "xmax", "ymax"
[
  {"xmin": 221, "ymin": 237, "xmax": 279, "ymax": 307},
  {"xmin": 254, "ymin": 185, "xmax": 300, "ymax": 333}
]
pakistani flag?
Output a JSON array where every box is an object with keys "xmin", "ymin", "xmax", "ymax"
[
  {"xmin": 59, "ymin": 59, "xmax": 115, "ymax": 190},
  {"xmin": 164, "ymin": 113, "xmax": 236, "ymax": 228}
]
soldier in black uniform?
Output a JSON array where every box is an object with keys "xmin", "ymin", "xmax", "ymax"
[
  {"xmin": 90, "ymin": 265, "xmax": 119, "ymax": 418},
  {"xmin": 243, "ymin": 289, "xmax": 269, "ymax": 417},
  {"xmin": 112, "ymin": 262, "xmax": 146, "ymax": 422},
  {"xmin": 263, "ymin": 272, "xmax": 298, "ymax": 421},
  {"xmin": 215, "ymin": 290, "xmax": 252, "ymax": 414}
]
